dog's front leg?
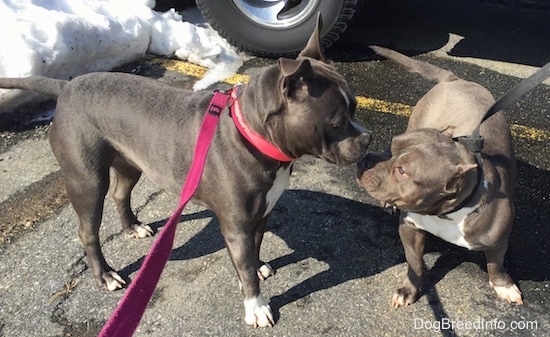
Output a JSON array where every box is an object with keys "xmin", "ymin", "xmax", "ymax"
[
  {"xmin": 222, "ymin": 222, "xmax": 274, "ymax": 327},
  {"xmin": 392, "ymin": 220, "xmax": 426, "ymax": 307},
  {"xmin": 485, "ymin": 245, "xmax": 523, "ymax": 304}
]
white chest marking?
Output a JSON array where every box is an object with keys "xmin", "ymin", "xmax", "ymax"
[
  {"xmin": 263, "ymin": 164, "xmax": 292, "ymax": 217},
  {"xmin": 404, "ymin": 204, "xmax": 479, "ymax": 249}
]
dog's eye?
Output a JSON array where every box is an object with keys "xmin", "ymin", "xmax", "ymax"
[
  {"xmin": 396, "ymin": 166, "xmax": 406, "ymax": 175},
  {"xmin": 393, "ymin": 165, "xmax": 409, "ymax": 182}
]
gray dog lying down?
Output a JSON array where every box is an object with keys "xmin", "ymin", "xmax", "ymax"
[
  {"xmin": 357, "ymin": 46, "xmax": 522, "ymax": 307},
  {"xmin": 0, "ymin": 17, "xmax": 371, "ymax": 327}
]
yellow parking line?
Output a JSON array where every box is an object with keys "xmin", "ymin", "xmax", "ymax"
[
  {"xmin": 355, "ymin": 98, "xmax": 550, "ymax": 142},
  {"xmin": 160, "ymin": 59, "xmax": 249, "ymax": 85},
  {"xmin": 158, "ymin": 59, "xmax": 550, "ymax": 142},
  {"xmin": 355, "ymin": 97, "xmax": 412, "ymax": 117},
  {"xmin": 161, "ymin": 59, "xmax": 208, "ymax": 78},
  {"xmin": 510, "ymin": 124, "xmax": 550, "ymax": 142}
]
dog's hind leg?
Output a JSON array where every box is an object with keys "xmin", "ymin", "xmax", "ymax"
[
  {"xmin": 254, "ymin": 217, "xmax": 275, "ymax": 281},
  {"xmin": 110, "ymin": 156, "xmax": 153, "ymax": 238},
  {"xmin": 50, "ymin": 128, "xmax": 126, "ymax": 291}
]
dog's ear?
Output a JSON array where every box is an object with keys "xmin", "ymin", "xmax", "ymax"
[
  {"xmin": 437, "ymin": 163, "xmax": 478, "ymax": 215},
  {"xmin": 444, "ymin": 163, "xmax": 478, "ymax": 193},
  {"xmin": 456, "ymin": 163, "xmax": 478, "ymax": 174},
  {"xmin": 297, "ymin": 12, "xmax": 328, "ymax": 62},
  {"xmin": 390, "ymin": 133, "xmax": 413, "ymax": 155},
  {"xmin": 440, "ymin": 125, "xmax": 456, "ymax": 137},
  {"xmin": 278, "ymin": 58, "xmax": 313, "ymax": 78},
  {"xmin": 278, "ymin": 58, "xmax": 315, "ymax": 99}
]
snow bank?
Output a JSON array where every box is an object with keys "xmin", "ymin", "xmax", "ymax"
[{"xmin": 0, "ymin": 0, "xmax": 245, "ymax": 114}]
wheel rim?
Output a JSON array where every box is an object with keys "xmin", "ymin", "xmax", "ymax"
[{"xmin": 232, "ymin": 0, "xmax": 320, "ymax": 29}]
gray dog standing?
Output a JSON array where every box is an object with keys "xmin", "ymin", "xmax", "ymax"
[
  {"xmin": 356, "ymin": 46, "xmax": 522, "ymax": 307},
  {"xmin": 0, "ymin": 17, "xmax": 371, "ymax": 327}
]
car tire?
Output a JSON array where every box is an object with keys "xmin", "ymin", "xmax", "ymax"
[{"xmin": 195, "ymin": 0, "xmax": 364, "ymax": 58}]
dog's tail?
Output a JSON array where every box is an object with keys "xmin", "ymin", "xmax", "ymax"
[
  {"xmin": 370, "ymin": 45, "xmax": 458, "ymax": 83},
  {"xmin": 0, "ymin": 76, "xmax": 68, "ymax": 98}
]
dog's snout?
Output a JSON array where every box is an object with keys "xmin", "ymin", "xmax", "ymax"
[{"xmin": 349, "ymin": 120, "xmax": 372, "ymax": 150}]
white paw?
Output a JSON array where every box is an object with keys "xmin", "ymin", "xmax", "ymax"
[
  {"xmin": 131, "ymin": 224, "xmax": 154, "ymax": 238},
  {"xmin": 105, "ymin": 271, "xmax": 126, "ymax": 291},
  {"xmin": 490, "ymin": 281, "xmax": 523, "ymax": 304},
  {"xmin": 258, "ymin": 263, "xmax": 275, "ymax": 281},
  {"xmin": 244, "ymin": 295, "xmax": 274, "ymax": 327}
]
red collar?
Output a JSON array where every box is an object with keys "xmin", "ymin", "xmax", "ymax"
[{"xmin": 229, "ymin": 86, "xmax": 295, "ymax": 163}]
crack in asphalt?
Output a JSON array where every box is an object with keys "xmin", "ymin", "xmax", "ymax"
[
  {"xmin": 50, "ymin": 305, "xmax": 103, "ymax": 337},
  {"xmin": 135, "ymin": 190, "xmax": 165, "ymax": 216},
  {"xmin": 48, "ymin": 257, "xmax": 102, "ymax": 337}
]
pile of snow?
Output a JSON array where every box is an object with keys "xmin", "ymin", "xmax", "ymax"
[{"xmin": 0, "ymin": 0, "xmax": 246, "ymax": 114}]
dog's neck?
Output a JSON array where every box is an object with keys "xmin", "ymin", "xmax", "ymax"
[{"xmin": 230, "ymin": 85, "xmax": 295, "ymax": 163}]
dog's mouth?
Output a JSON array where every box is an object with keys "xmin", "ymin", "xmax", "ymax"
[
  {"xmin": 356, "ymin": 151, "xmax": 389, "ymax": 174},
  {"xmin": 320, "ymin": 128, "xmax": 372, "ymax": 166},
  {"xmin": 356, "ymin": 154, "xmax": 381, "ymax": 182}
]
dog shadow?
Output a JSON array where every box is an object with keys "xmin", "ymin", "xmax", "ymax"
[
  {"xmin": 507, "ymin": 160, "xmax": 550, "ymax": 282},
  {"xmin": 117, "ymin": 209, "xmax": 223, "ymax": 277},
  {"xmin": 119, "ymin": 188, "xmax": 404, "ymax": 312},
  {"xmin": 257, "ymin": 189, "xmax": 403, "ymax": 311},
  {"xmin": 161, "ymin": 188, "xmax": 402, "ymax": 273}
]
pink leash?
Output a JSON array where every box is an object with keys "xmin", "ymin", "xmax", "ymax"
[{"xmin": 98, "ymin": 90, "xmax": 231, "ymax": 337}]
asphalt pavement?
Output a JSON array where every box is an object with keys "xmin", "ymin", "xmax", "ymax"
[{"xmin": 0, "ymin": 1, "xmax": 549, "ymax": 336}]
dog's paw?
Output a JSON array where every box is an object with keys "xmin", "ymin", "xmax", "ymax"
[
  {"xmin": 490, "ymin": 281, "xmax": 523, "ymax": 304},
  {"xmin": 258, "ymin": 262, "xmax": 275, "ymax": 281},
  {"xmin": 127, "ymin": 224, "xmax": 154, "ymax": 238},
  {"xmin": 103, "ymin": 271, "xmax": 126, "ymax": 291},
  {"xmin": 244, "ymin": 295, "xmax": 274, "ymax": 327},
  {"xmin": 391, "ymin": 286, "xmax": 418, "ymax": 308}
]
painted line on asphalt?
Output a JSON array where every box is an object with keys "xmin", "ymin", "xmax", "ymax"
[
  {"xmin": 161, "ymin": 59, "xmax": 249, "ymax": 85},
  {"xmin": 159, "ymin": 59, "xmax": 550, "ymax": 142}
]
